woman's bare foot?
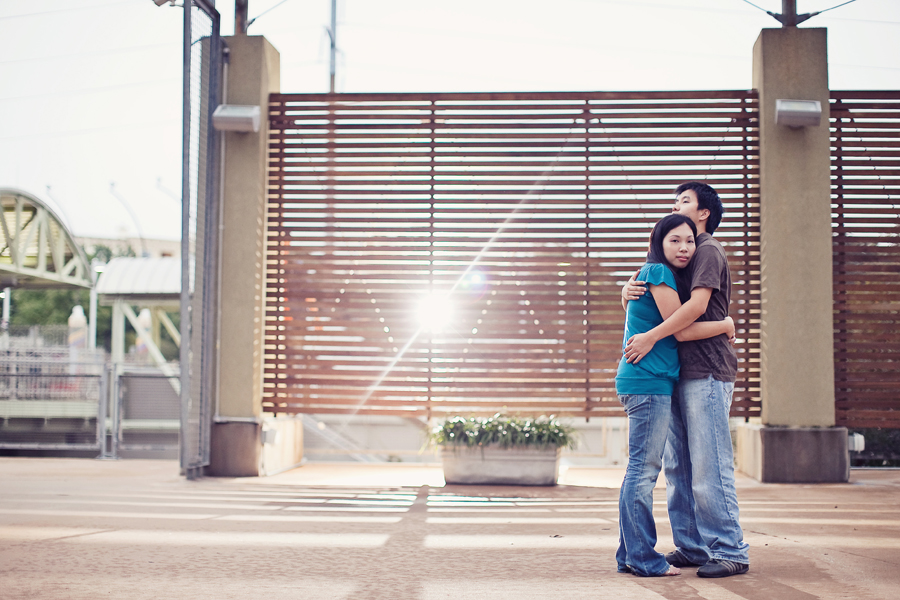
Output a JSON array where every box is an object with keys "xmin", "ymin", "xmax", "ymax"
[{"xmin": 661, "ymin": 565, "xmax": 681, "ymax": 576}]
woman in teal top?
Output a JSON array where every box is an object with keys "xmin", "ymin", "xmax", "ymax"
[{"xmin": 615, "ymin": 214, "xmax": 734, "ymax": 577}]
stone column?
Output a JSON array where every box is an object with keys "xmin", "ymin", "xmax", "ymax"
[
  {"xmin": 736, "ymin": 27, "xmax": 848, "ymax": 483},
  {"xmin": 208, "ymin": 35, "xmax": 303, "ymax": 476}
]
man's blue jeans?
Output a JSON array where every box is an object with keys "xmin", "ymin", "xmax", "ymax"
[
  {"xmin": 664, "ymin": 375, "xmax": 749, "ymax": 564},
  {"xmin": 616, "ymin": 394, "xmax": 671, "ymax": 576}
]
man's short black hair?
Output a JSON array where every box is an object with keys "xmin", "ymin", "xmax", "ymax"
[{"xmin": 675, "ymin": 181, "xmax": 724, "ymax": 235}]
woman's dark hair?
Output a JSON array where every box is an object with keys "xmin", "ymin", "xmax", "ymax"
[{"xmin": 646, "ymin": 214, "xmax": 697, "ymax": 269}]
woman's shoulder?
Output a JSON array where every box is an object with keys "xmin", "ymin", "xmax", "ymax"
[{"xmin": 639, "ymin": 262, "xmax": 676, "ymax": 286}]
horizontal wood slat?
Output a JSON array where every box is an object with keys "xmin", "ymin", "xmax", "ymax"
[
  {"xmin": 831, "ymin": 91, "xmax": 900, "ymax": 430},
  {"xmin": 264, "ymin": 91, "xmax": 761, "ymax": 420}
]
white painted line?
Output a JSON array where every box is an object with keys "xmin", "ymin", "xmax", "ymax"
[
  {"xmin": 216, "ymin": 514, "xmax": 403, "ymax": 524},
  {"xmin": 283, "ymin": 506, "xmax": 408, "ymax": 513},
  {"xmin": 426, "ymin": 517, "xmax": 616, "ymax": 525},
  {"xmin": 424, "ymin": 534, "xmax": 617, "ymax": 549},
  {"xmin": 426, "ymin": 508, "xmax": 555, "ymax": 514},
  {"xmin": 17, "ymin": 499, "xmax": 284, "ymax": 511},
  {"xmin": 65, "ymin": 530, "xmax": 391, "ymax": 548},
  {"xmin": 0, "ymin": 509, "xmax": 217, "ymax": 520},
  {"xmin": 422, "ymin": 579, "xmax": 667, "ymax": 599},
  {"xmin": 0, "ymin": 526, "xmax": 109, "ymax": 541}
]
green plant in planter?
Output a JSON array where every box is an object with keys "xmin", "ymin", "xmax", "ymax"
[{"xmin": 429, "ymin": 413, "xmax": 577, "ymax": 450}]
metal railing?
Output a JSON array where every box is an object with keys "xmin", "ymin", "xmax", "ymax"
[
  {"xmin": 180, "ymin": 0, "xmax": 222, "ymax": 476},
  {"xmin": 0, "ymin": 349, "xmax": 181, "ymax": 458},
  {"xmin": 108, "ymin": 365, "xmax": 182, "ymax": 457},
  {"xmin": 0, "ymin": 348, "xmax": 107, "ymax": 452}
]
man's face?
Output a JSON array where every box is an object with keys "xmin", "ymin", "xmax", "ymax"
[{"xmin": 672, "ymin": 189, "xmax": 708, "ymax": 229}]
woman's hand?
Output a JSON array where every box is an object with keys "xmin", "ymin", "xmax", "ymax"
[
  {"xmin": 725, "ymin": 315, "xmax": 737, "ymax": 346},
  {"xmin": 725, "ymin": 316, "xmax": 735, "ymax": 339},
  {"xmin": 624, "ymin": 331, "xmax": 659, "ymax": 364}
]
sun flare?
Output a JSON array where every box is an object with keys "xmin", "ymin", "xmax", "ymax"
[{"xmin": 416, "ymin": 293, "xmax": 454, "ymax": 331}]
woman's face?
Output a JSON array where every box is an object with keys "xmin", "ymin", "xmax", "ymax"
[{"xmin": 662, "ymin": 222, "xmax": 696, "ymax": 269}]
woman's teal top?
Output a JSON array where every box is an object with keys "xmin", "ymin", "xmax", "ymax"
[{"xmin": 615, "ymin": 262, "xmax": 680, "ymax": 395}]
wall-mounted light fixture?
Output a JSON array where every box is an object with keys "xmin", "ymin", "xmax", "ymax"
[
  {"xmin": 775, "ymin": 99, "xmax": 822, "ymax": 128},
  {"xmin": 212, "ymin": 105, "xmax": 261, "ymax": 133},
  {"xmin": 262, "ymin": 427, "xmax": 278, "ymax": 445}
]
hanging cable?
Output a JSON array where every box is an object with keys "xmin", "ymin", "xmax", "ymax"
[
  {"xmin": 247, "ymin": 0, "xmax": 293, "ymax": 28},
  {"xmin": 737, "ymin": 0, "xmax": 769, "ymax": 13},
  {"xmin": 818, "ymin": 0, "xmax": 858, "ymax": 15},
  {"xmin": 737, "ymin": 0, "xmax": 859, "ymax": 21}
]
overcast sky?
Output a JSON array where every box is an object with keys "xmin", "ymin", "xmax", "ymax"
[{"xmin": 0, "ymin": 0, "xmax": 897, "ymax": 242}]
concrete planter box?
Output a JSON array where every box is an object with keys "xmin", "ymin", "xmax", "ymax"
[{"xmin": 440, "ymin": 445, "xmax": 562, "ymax": 486}]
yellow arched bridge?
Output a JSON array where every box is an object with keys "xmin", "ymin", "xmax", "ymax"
[{"xmin": 0, "ymin": 188, "xmax": 93, "ymax": 289}]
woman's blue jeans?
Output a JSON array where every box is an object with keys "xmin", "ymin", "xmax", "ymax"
[{"xmin": 616, "ymin": 393, "xmax": 672, "ymax": 576}]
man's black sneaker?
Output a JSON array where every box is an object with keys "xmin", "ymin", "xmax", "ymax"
[
  {"xmin": 665, "ymin": 549, "xmax": 704, "ymax": 568},
  {"xmin": 697, "ymin": 559, "xmax": 749, "ymax": 578}
]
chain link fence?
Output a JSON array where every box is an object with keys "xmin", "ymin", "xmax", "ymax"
[
  {"xmin": 6, "ymin": 324, "xmax": 69, "ymax": 347},
  {"xmin": 0, "ymin": 350, "xmax": 182, "ymax": 458},
  {"xmin": 180, "ymin": 1, "xmax": 221, "ymax": 475},
  {"xmin": 0, "ymin": 347, "xmax": 107, "ymax": 451},
  {"xmin": 1, "ymin": 1, "xmax": 222, "ymax": 470},
  {"xmin": 112, "ymin": 366, "xmax": 181, "ymax": 458}
]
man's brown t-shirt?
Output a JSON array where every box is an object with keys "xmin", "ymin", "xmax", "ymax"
[{"xmin": 675, "ymin": 233, "xmax": 738, "ymax": 382}]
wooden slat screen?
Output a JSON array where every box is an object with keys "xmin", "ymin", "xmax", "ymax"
[
  {"xmin": 832, "ymin": 90, "xmax": 900, "ymax": 429},
  {"xmin": 264, "ymin": 91, "xmax": 760, "ymax": 419}
]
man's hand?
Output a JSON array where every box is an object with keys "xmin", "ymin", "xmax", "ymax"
[
  {"xmin": 621, "ymin": 269, "xmax": 648, "ymax": 307},
  {"xmin": 624, "ymin": 331, "xmax": 659, "ymax": 364}
]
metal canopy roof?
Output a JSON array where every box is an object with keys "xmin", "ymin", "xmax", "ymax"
[
  {"xmin": 0, "ymin": 188, "xmax": 94, "ymax": 289},
  {"xmin": 96, "ymin": 256, "xmax": 181, "ymax": 305}
]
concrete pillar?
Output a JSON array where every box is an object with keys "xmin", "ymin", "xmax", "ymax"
[
  {"xmin": 111, "ymin": 301, "xmax": 125, "ymax": 364},
  {"xmin": 208, "ymin": 35, "xmax": 304, "ymax": 476},
  {"xmin": 736, "ymin": 27, "xmax": 847, "ymax": 483}
]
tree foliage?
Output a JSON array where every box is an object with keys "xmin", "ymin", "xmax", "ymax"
[{"xmin": 6, "ymin": 243, "xmax": 179, "ymax": 360}]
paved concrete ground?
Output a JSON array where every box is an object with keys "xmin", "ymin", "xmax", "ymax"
[{"xmin": 1, "ymin": 458, "xmax": 898, "ymax": 600}]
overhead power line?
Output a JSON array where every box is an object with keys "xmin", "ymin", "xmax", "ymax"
[
  {"xmin": 0, "ymin": 1, "xmax": 130, "ymax": 21},
  {"xmin": 248, "ymin": 0, "xmax": 294, "ymax": 28},
  {"xmin": 0, "ymin": 77, "xmax": 179, "ymax": 103},
  {"xmin": 738, "ymin": 0, "xmax": 769, "ymax": 13},
  {"xmin": 0, "ymin": 42, "xmax": 174, "ymax": 66},
  {"xmin": 738, "ymin": 0, "xmax": 859, "ymax": 25},
  {"xmin": 819, "ymin": 0, "xmax": 859, "ymax": 15}
]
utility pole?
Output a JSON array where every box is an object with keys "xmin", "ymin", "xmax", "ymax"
[
  {"xmin": 44, "ymin": 186, "xmax": 76, "ymax": 231},
  {"xmin": 770, "ymin": 0, "xmax": 820, "ymax": 27},
  {"xmin": 109, "ymin": 183, "xmax": 149, "ymax": 258},
  {"xmin": 780, "ymin": 0, "xmax": 800, "ymax": 26},
  {"xmin": 239, "ymin": 0, "xmax": 338, "ymax": 91},
  {"xmin": 328, "ymin": 0, "xmax": 337, "ymax": 92},
  {"xmin": 235, "ymin": 0, "xmax": 249, "ymax": 34}
]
